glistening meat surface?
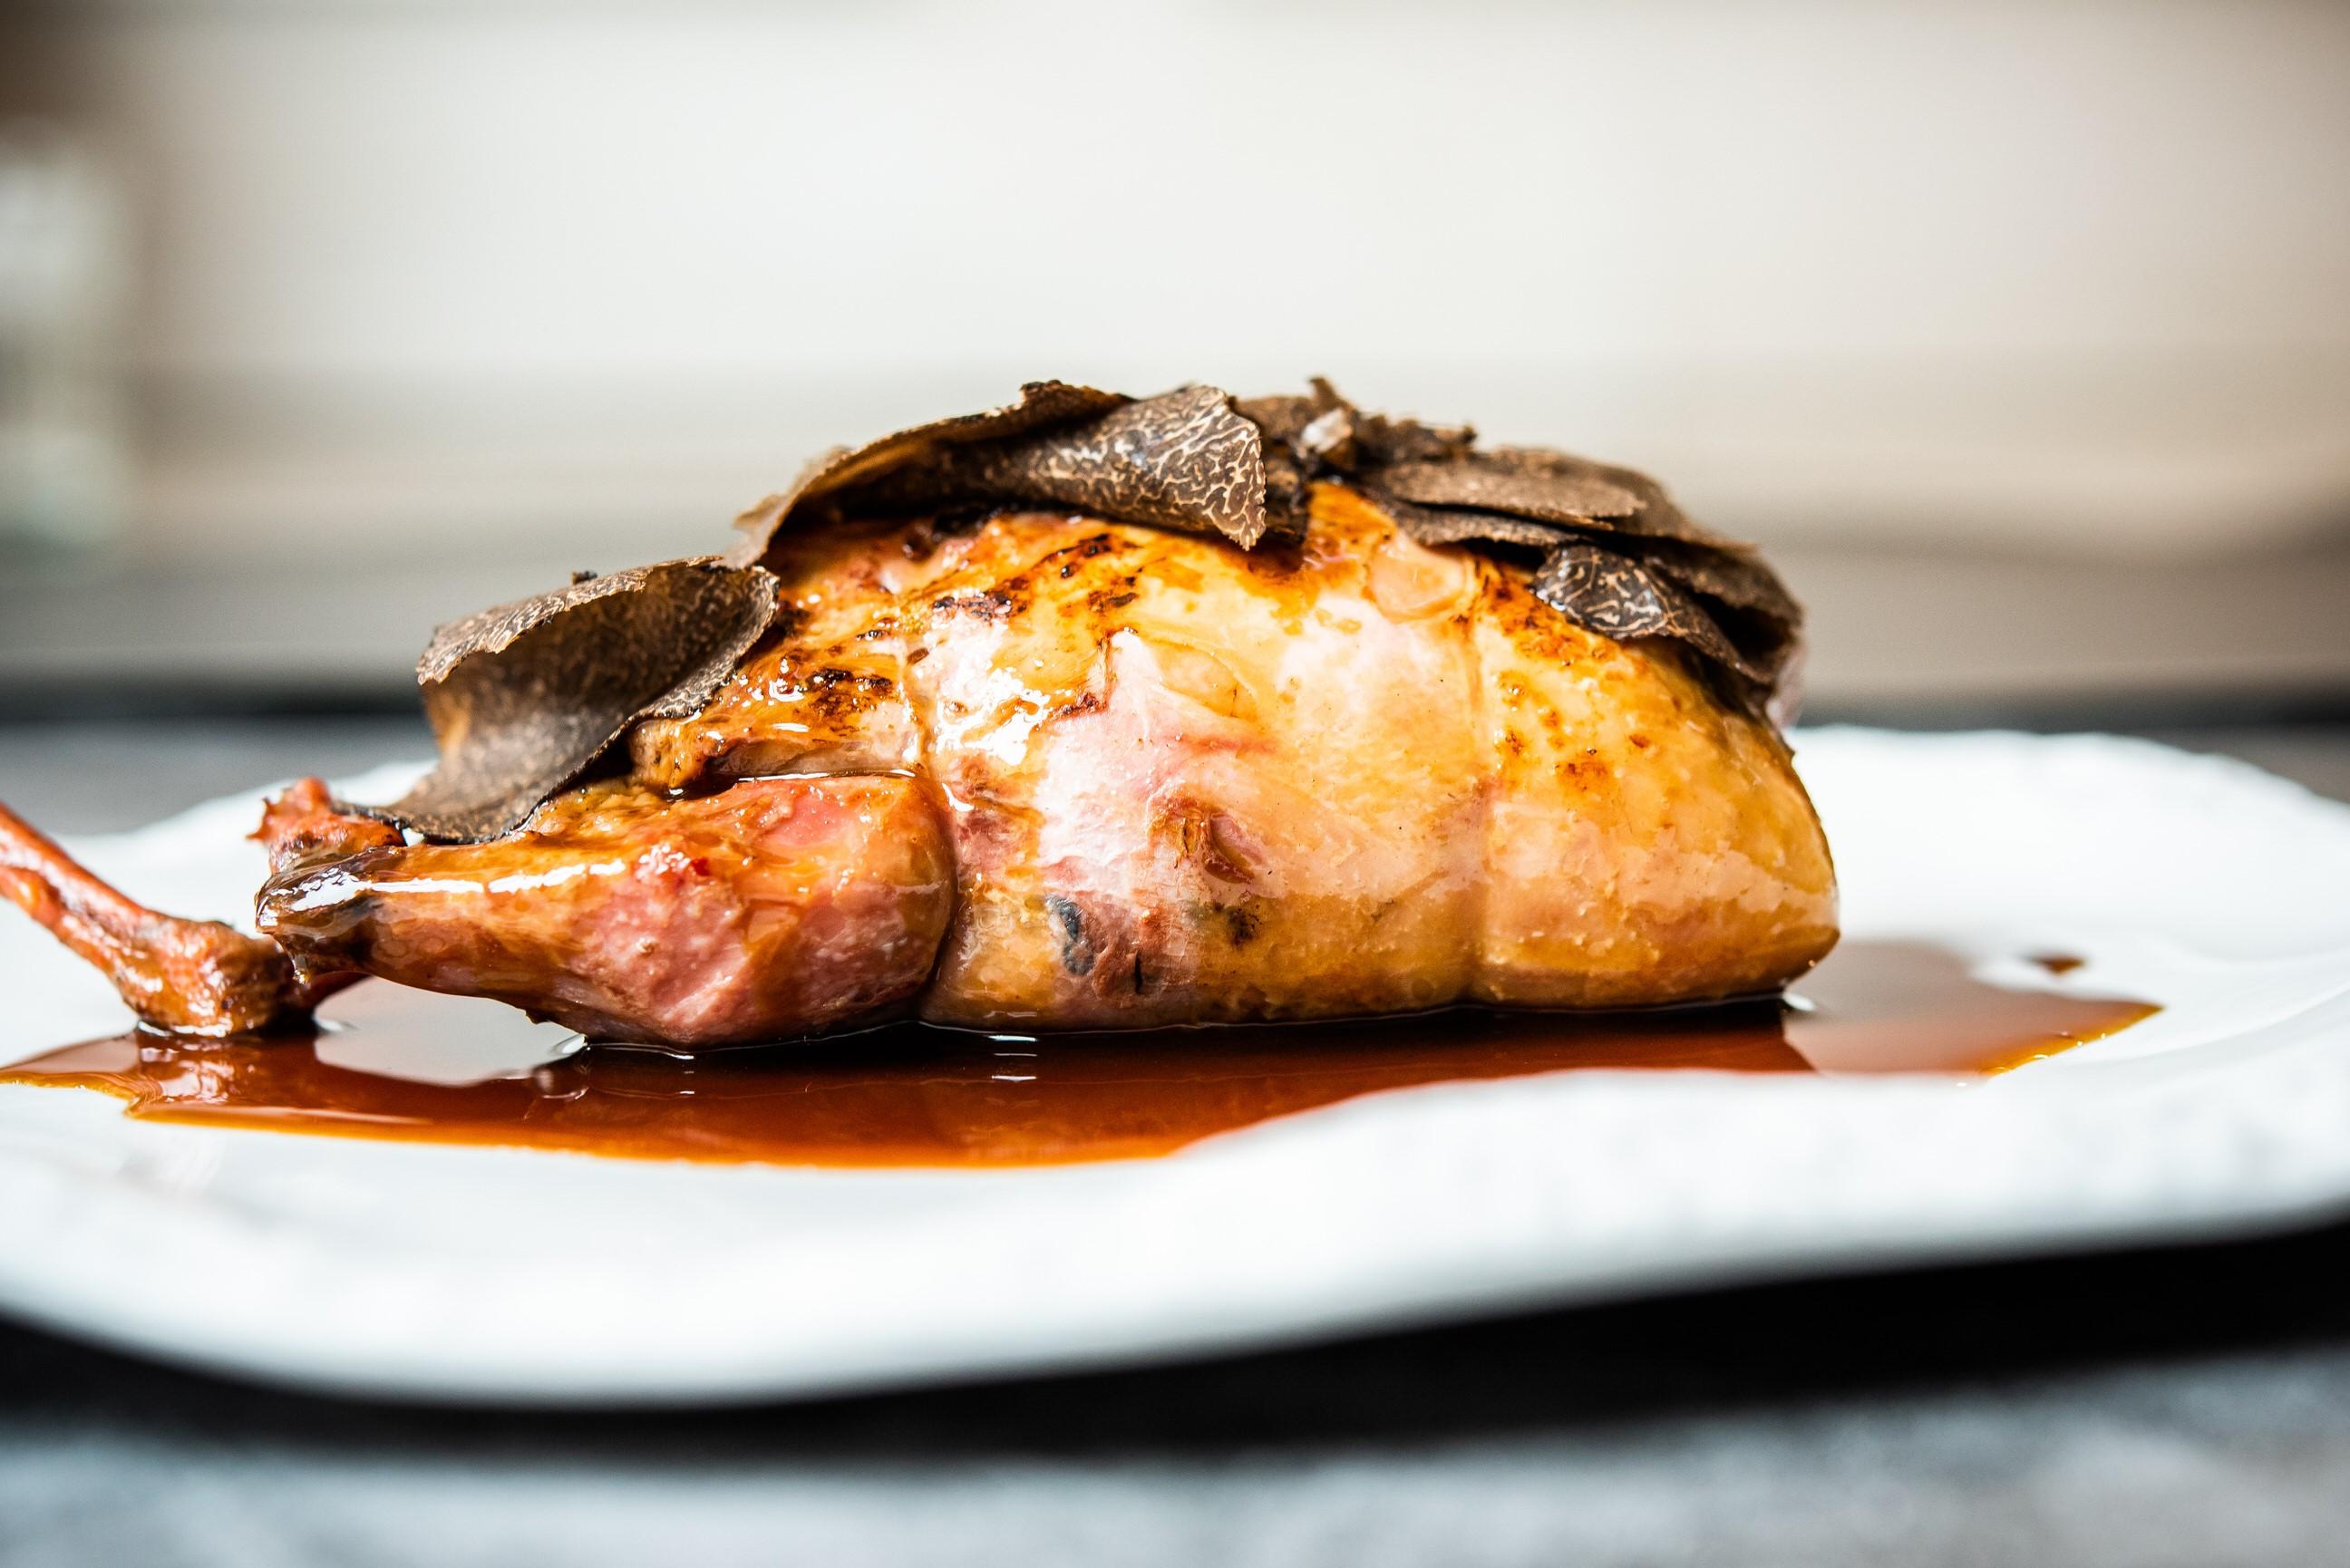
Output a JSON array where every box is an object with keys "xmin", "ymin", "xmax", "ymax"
[{"xmin": 256, "ymin": 486, "xmax": 1839, "ymax": 1043}]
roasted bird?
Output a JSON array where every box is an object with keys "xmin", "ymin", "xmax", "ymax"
[{"xmin": 3, "ymin": 382, "xmax": 1837, "ymax": 1046}]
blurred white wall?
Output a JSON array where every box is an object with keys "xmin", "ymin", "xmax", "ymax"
[{"xmin": 5, "ymin": 0, "xmax": 2347, "ymax": 561}]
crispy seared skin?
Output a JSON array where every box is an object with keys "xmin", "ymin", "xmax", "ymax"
[
  {"xmin": 259, "ymin": 776, "xmax": 952, "ymax": 1046},
  {"xmin": 248, "ymin": 485, "xmax": 1835, "ymax": 1042}
]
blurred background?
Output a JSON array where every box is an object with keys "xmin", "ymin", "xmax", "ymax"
[{"xmin": 1, "ymin": 0, "xmax": 2347, "ymax": 820}]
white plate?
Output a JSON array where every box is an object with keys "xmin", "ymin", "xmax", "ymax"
[{"xmin": 3, "ymin": 729, "xmax": 2349, "ymax": 1405}]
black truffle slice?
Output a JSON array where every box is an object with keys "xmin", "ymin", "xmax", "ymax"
[
  {"xmin": 956, "ymin": 385, "xmax": 1278, "ymax": 547},
  {"xmin": 1377, "ymin": 450, "xmax": 1645, "ymax": 528},
  {"xmin": 729, "ymin": 382, "xmax": 1288, "ymax": 557},
  {"xmin": 728, "ymin": 380, "xmax": 1128, "ymax": 566},
  {"xmin": 1364, "ymin": 492, "xmax": 1801, "ymax": 697},
  {"xmin": 1621, "ymin": 535, "xmax": 1801, "ymax": 636},
  {"xmin": 1366, "ymin": 494, "xmax": 1573, "ymax": 551},
  {"xmin": 1566, "ymin": 457, "xmax": 1746, "ymax": 549},
  {"xmin": 384, "ymin": 557, "xmax": 782, "ymax": 842},
  {"xmin": 1238, "ymin": 379, "xmax": 1475, "ymax": 472},
  {"xmin": 1531, "ymin": 541, "xmax": 1765, "ymax": 687},
  {"xmin": 1358, "ymin": 410, "xmax": 1476, "ymax": 467}
]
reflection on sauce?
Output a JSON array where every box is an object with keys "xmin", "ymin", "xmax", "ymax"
[{"xmin": 0, "ymin": 941, "xmax": 2157, "ymax": 1168}]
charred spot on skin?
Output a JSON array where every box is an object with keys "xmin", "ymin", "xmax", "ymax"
[
  {"xmin": 807, "ymin": 666, "xmax": 896, "ymax": 698},
  {"xmin": 742, "ymin": 659, "xmax": 902, "ymax": 740},
  {"xmin": 1085, "ymin": 577, "xmax": 1141, "ymax": 615},
  {"xmin": 1553, "ymin": 747, "xmax": 1611, "ymax": 787},
  {"xmin": 1049, "ymin": 533, "xmax": 1122, "ymax": 579},
  {"xmin": 1122, "ymin": 907, "xmax": 1170, "ymax": 995},
  {"xmin": 1044, "ymin": 895, "xmax": 1096, "ymax": 977},
  {"xmin": 931, "ymin": 578, "xmax": 1033, "ymax": 622},
  {"xmin": 1053, "ymin": 690, "xmax": 1106, "ymax": 721},
  {"xmin": 1217, "ymin": 902, "xmax": 1262, "ymax": 947}
]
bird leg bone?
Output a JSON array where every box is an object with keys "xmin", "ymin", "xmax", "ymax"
[{"xmin": 0, "ymin": 780, "xmax": 386, "ymax": 1036}]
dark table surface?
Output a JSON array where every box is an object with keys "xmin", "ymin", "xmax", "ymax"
[{"xmin": 4, "ymin": 716, "xmax": 2349, "ymax": 1568}]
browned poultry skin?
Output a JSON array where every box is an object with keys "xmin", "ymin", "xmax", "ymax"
[
  {"xmin": 248, "ymin": 484, "xmax": 1836, "ymax": 1043},
  {"xmin": 259, "ymin": 776, "xmax": 954, "ymax": 1045}
]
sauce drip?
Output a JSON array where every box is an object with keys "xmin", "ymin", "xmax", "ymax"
[{"xmin": 0, "ymin": 941, "xmax": 2156, "ymax": 1168}]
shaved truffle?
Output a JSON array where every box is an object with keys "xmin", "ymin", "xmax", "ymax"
[
  {"xmin": 728, "ymin": 380, "xmax": 1127, "ymax": 566},
  {"xmin": 1231, "ymin": 380, "xmax": 1792, "ymax": 708},
  {"xmin": 1237, "ymin": 379, "xmax": 1473, "ymax": 469},
  {"xmin": 1379, "ymin": 452, "xmax": 1645, "ymax": 528},
  {"xmin": 954, "ymin": 386, "xmax": 1278, "ymax": 547},
  {"xmin": 398, "ymin": 379, "xmax": 1807, "ymax": 837},
  {"xmin": 1532, "ymin": 542, "xmax": 1763, "ymax": 688},
  {"xmin": 387, "ymin": 558, "xmax": 782, "ymax": 841},
  {"xmin": 1623, "ymin": 536, "xmax": 1801, "ymax": 635},
  {"xmin": 729, "ymin": 382, "xmax": 1282, "ymax": 560},
  {"xmin": 1367, "ymin": 495, "xmax": 1571, "ymax": 551}
]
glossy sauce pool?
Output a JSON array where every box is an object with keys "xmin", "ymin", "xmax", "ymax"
[{"xmin": 0, "ymin": 941, "xmax": 2156, "ymax": 1167}]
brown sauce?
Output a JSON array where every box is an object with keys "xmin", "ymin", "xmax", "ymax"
[{"xmin": 0, "ymin": 941, "xmax": 2157, "ymax": 1168}]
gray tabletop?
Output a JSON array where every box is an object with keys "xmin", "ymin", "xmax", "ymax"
[{"xmin": 4, "ymin": 717, "xmax": 2349, "ymax": 1568}]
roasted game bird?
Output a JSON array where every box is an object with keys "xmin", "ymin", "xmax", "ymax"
[{"xmin": 2, "ymin": 382, "xmax": 1837, "ymax": 1046}]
